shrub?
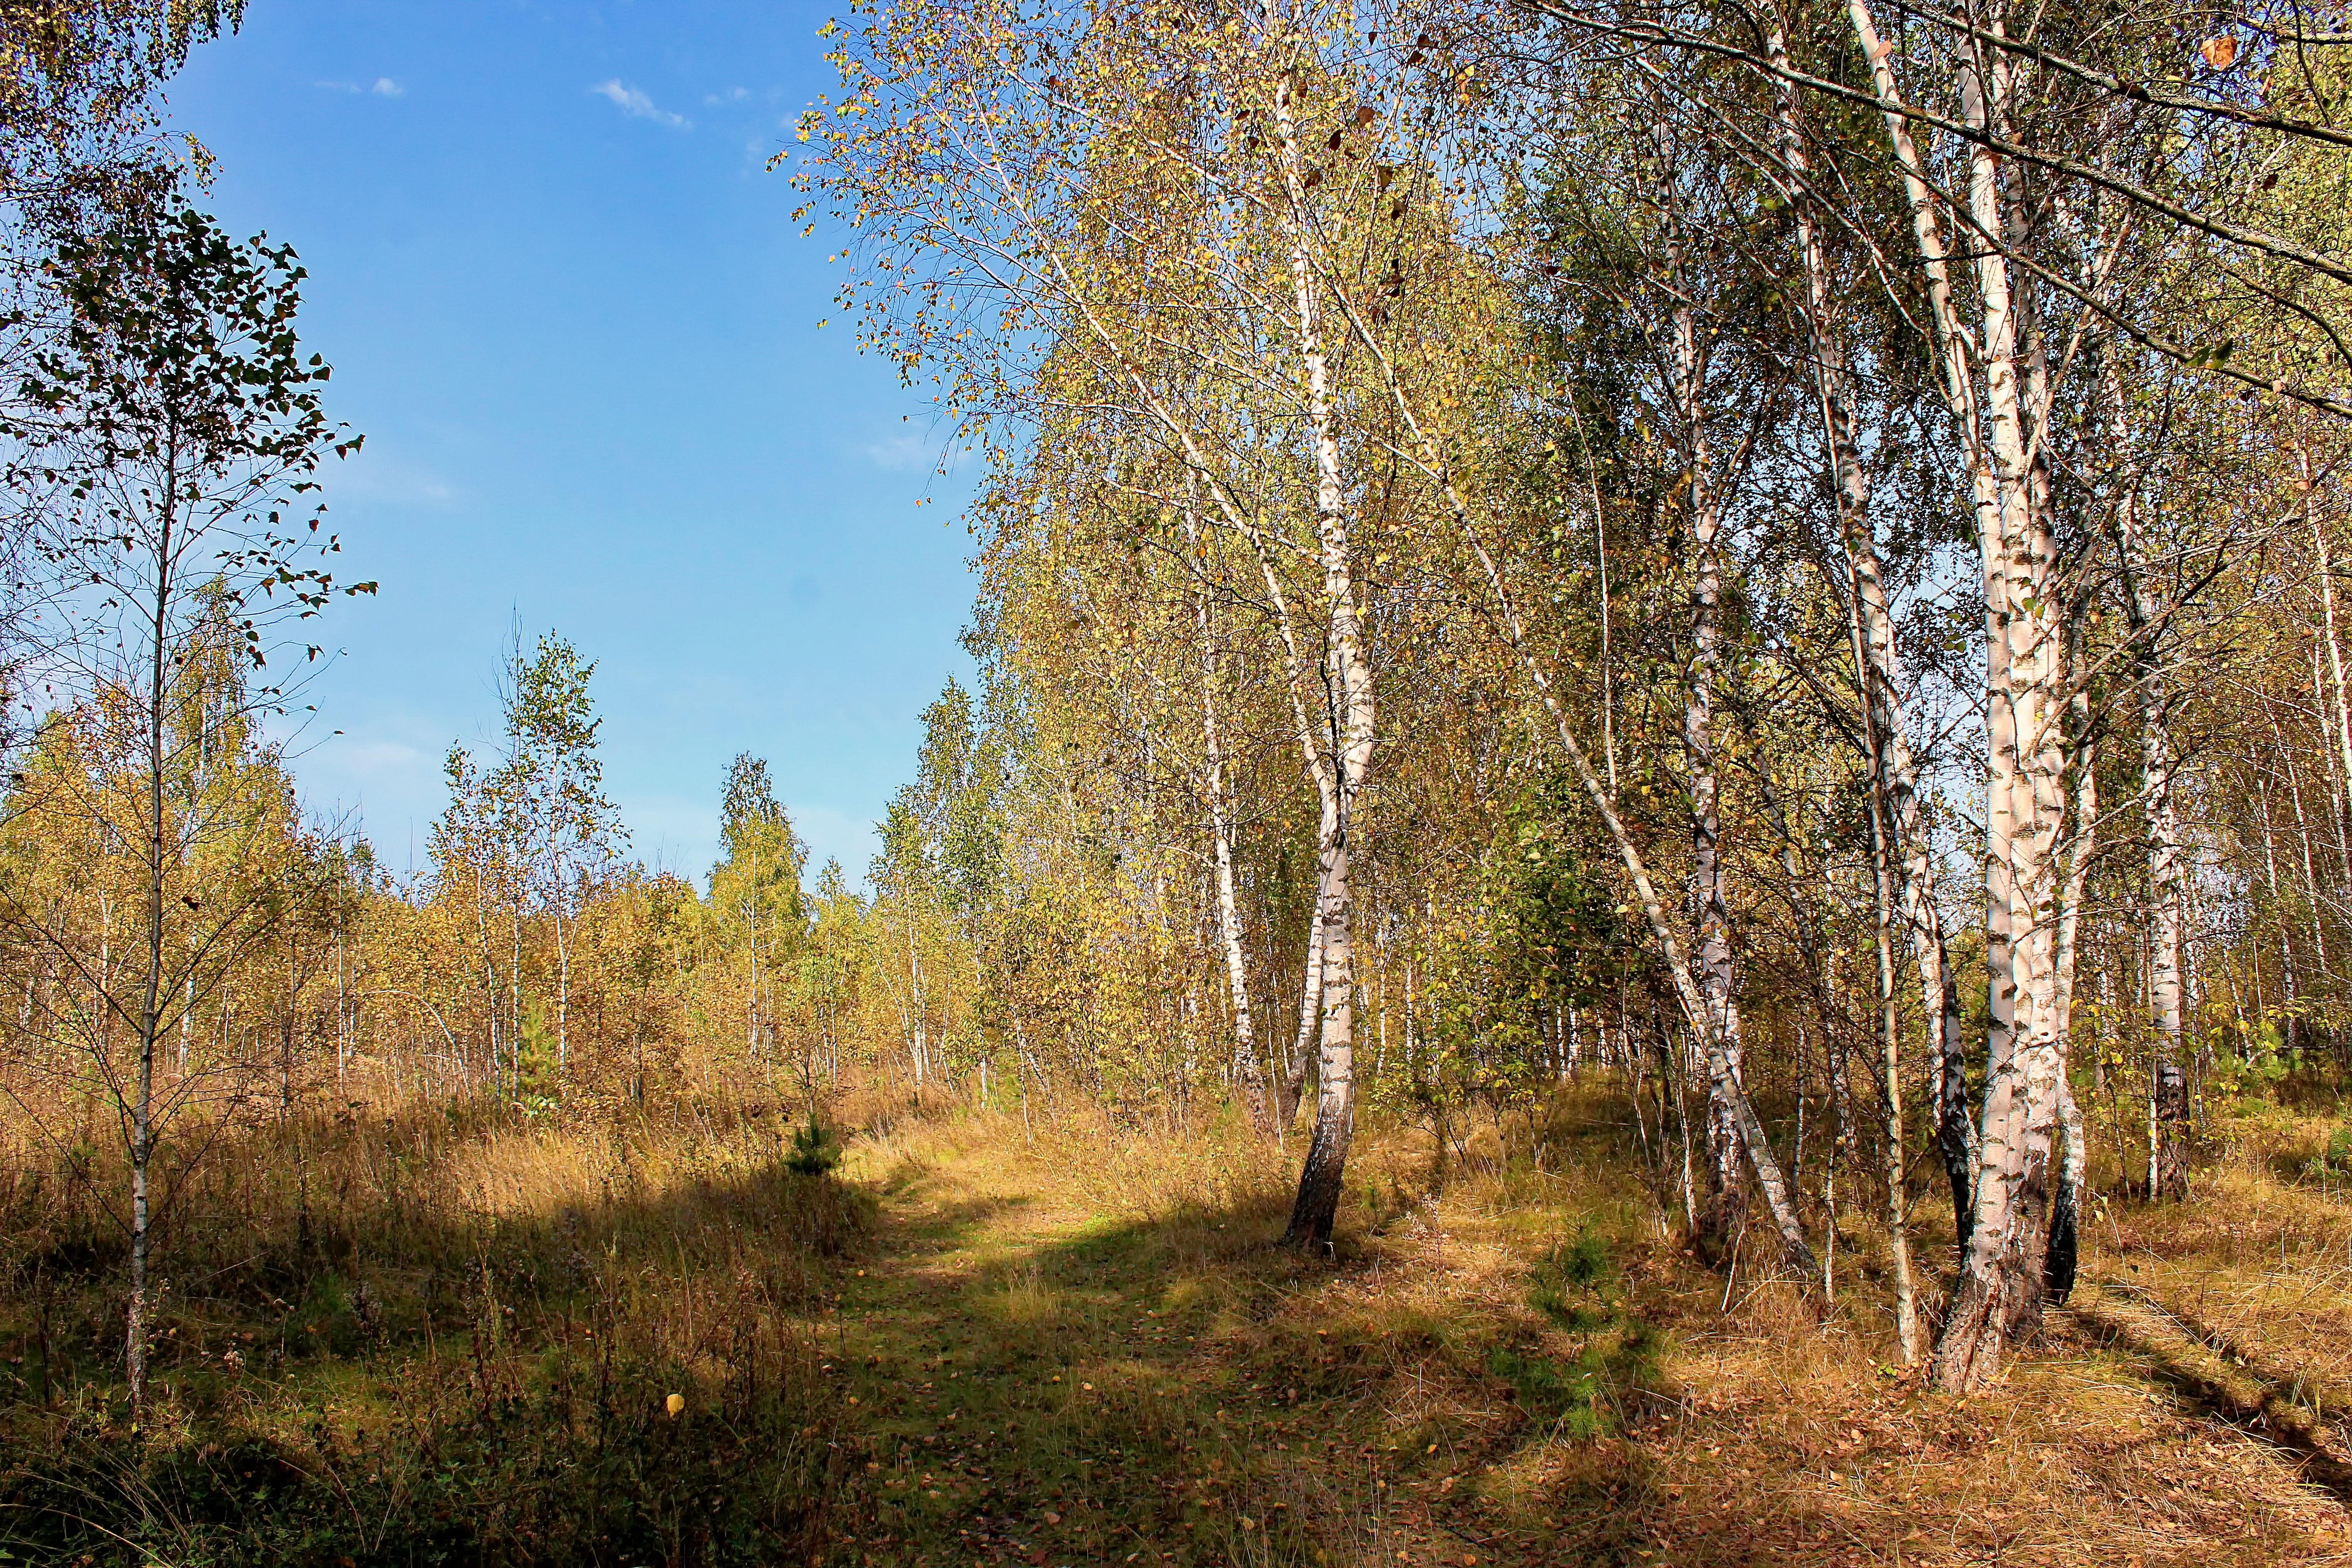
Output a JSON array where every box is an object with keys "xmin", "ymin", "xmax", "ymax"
[{"xmin": 785, "ymin": 1114, "xmax": 842, "ymax": 1177}]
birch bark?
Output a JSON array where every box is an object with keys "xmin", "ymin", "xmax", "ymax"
[
  {"xmin": 2106, "ymin": 355, "xmax": 2188, "ymax": 1200},
  {"xmin": 1937, "ymin": 22, "xmax": 2076, "ymax": 1392},
  {"xmin": 1320, "ymin": 230, "xmax": 1814, "ymax": 1275},
  {"xmin": 1271, "ymin": 65, "xmax": 1373, "ymax": 1251},
  {"xmin": 1183, "ymin": 488, "xmax": 1272, "ymax": 1133},
  {"xmin": 1666, "ymin": 280, "xmax": 1749, "ymax": 1264},
  {"xmin": 1844, "ymin": 0, "xmax": 1996, "ymax": 1241}
]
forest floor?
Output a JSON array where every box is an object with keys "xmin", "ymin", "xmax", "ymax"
[
  {"xmin": 818, "ymin": 1101, "xmax": 2352, "ymax": 1568},
  {"xmin": 1, "ymin": 1089, "xmax": 2350, "ymax": 1566}
]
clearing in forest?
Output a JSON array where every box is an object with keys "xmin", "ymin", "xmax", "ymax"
[
  {"xmin": 2, "ymin": 1095, "xmax": 2349, "ymax": 1567},
  {"xmin": 812, "ymin": 1107, "xmax": 2352, "ymax": 1568}
]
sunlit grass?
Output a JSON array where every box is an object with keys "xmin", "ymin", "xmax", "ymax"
[{"xmin": 0, "ymin": 1082, "xmax": 2344, "ymax": 1563}]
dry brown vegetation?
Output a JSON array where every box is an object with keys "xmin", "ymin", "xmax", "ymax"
[{"xmin": 0, "ymin": 1081, "xmax": 2347, "ymax": 1565}]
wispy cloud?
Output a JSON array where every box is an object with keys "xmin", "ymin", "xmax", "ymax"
[
  {"xmin": 861, "ymin": 433, "xmax": 935, "ymax": 471},
  {"xmin": 593, "ymin": 79, "xmax": 689, "ymax": 129},
  {"xmin": 861, "ymin": 431, "xmax": 974, "ymax": 472},
  {"xmin": 317, "ymin": 77, "xmax": 404, "ymax": 98},
  {"xmin": 332, "ymin": 451, "xmax": 457, "ymax": 507},
  {"xmin": 703, "ymin": 86, "xmax": 750, "ymax": 107}
]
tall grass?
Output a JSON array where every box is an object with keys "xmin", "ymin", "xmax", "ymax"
[{"xmin": 0, "ymin": 1095, "xmax": 869, "ymax": 1565}]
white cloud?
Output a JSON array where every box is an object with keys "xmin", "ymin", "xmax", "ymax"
[
  {"xmin": 703, "ymin": 86, "xmax": 750, "ymax": 106},
  {"xmin": 859, "ymin": 432, "xmax": 975, "ymax": 472},
  {"xmin": 593, "ymin": 79, "xmax": 689, "ymax": 129},
  {"xmin": 372, "ymin": 77, "xmax": 404, "ymax": 98},
  {"xmin": 317, "ymin": 77, "xmax": 405, "ymax": 98},
  {"xmin": 331, "ymin": 451, "xmax": 457, "ymax": 507},
  {"xmin": 860, "ymin": 433, "xmax": 935, "ymax": 470}
]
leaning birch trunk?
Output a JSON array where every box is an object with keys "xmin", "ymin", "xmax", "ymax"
[
  {"xmin": 1764, "ymin": 20, "xmax": 1913, "ymax": 1352},
  {"xmin": 1042, "ymin": 211, "xmax": 1341, "ymax": 1138},
  {"xmin": 1019, "ymin": 89, "xmax": 1368, "ymax": 1125},
  {"xmin": 1184, "ymin": 489, "xmax": 1271, "ymax": 1133},
  {"xmin": 1273, "ymin": 67, "xmax": 1373, "ymax": 1252},
  {"xmin": 1847, "ymin": 0, "xmax": 2003, "ymax": 1245},
  {"xmin": 1770, "ymin": 12, "xmax": 1974, "ymax": 1250},
  {"xmin": 1936, "ymin": 33, "xmax": 2075, "ymax": 1393},
  {"xmin": 1320, "ymin": 260, "xmax": 1813, "ymax": 1276}
]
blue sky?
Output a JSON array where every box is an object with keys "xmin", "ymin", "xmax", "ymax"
[{"xmin": 164, "ymin": 0, "xmax": 977, "ymax": 887}]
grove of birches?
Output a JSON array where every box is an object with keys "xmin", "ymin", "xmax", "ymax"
[{"xmin": 6, "ymin": 0, "xmax": 2352, "ymax": 1563}]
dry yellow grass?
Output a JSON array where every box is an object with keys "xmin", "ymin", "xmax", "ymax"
[
  {"xmin": 821, "ymin": 1089, "xmax": 2352, "ymax": 1566},
  {"xmin": 0, "ymin": 1083, "xmax": 2345, "ymax": 1564}
]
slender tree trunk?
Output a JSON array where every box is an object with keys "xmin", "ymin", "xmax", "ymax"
[
  {"xmin": 282, "ymin": 932, "xmax": 297, "ymax": 1115},
  {"xmin": 1333, "ymin": 372, "xmax": 1813, "ymax": 1273},
  {"xmin": 1937, "ymin": 29, "xmax": 2076, "ymax": 1393},
  {"xmin": 1185, "ymin": 495, "xmax": 1271, "ymax": 1133},
  {"xmin": 2259, "ymin": 772, "xmax": 2302, "ymax": 1041},
  {"xmin": 1320, "ymin": 157, "xmax": 1812, "ymax": 1278},
  {"xmin": 2106, "ymin": 351, "xmax": 2188, "ymax": 1202},
  {"xmin": 1284, "ymin": 809, "xmax": 1331, "ymax": 1126},
  {"xmin": 2313, "ymin": 635, "xmax": 2352, "ymax": 893},
  {"xmin": 128, "ymin": 493, "xmax": 179, "ymax": 1419},
  {"xmin": 1771, "ymin": 15, "xmax": 1975, "ymax": 1250},
  {"xmin": 1662, "ymin": 217, "xmax": 1758, "ymax": 1269},
  {"xmin": 2046, "ymin": 679, "xmax": 2098, "ymax": 1300},
  {"xmin": 2286, "ymin": 749, "xmax": 2331, "ymax": 976},
  {"xmin": 2308, "ymin": 455, "xmax": 2352, "ymax": 862},
  {"xmin": 334, "ymin": 924, "xmax": 347, "ymax": 1080},
  {"xmin": 1273, "ymin": 66, "xmax": 1373, "ymax": 1252},
  {"xmin": 555, "ymin": 903, "xmax": 569, "ymax": 1076},
  {"xmin": 906, "ymin": 922, "xmax": 928, "ymax": 1086}
]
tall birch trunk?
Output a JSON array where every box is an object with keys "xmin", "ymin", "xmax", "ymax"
[
  {"xmin": 2307, "ymin": 448, "xmax": 2352, "ymax": 858},
  {"xmin": 2046, "ymin": 662, "xmax": 2098, "ymax": 1301},
  {"xmin": 2106, "ymin": 355, "xmax": 2188, "ymax": 1200},
  {"xmin": 1321, "ymin": 220, "xmax": 1814, "ymax": 1277},
  {"xmin": 1668, "ymin": 285, "xmax": 1749, "ymax": 1265},
  {"xmin": 1184, "ymin": 490, "xmax": 1271, "ymax": 1132},
  {"xmin": 127, "ymin": 493, "xmax": 178, "ymax": 1419},
  {"xmin": 1782, "ymin": 32, "xmax": 1975, "ymax": 1243},
  {"xmin": 1273, "ymin": 67, "xmax": 1373, "ymax": 1252},
  {"xmin": 1937, "ymin": 26, "xmax": 2076, "ymax": 1392}
]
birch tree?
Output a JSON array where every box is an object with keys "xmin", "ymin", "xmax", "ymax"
[{"xmin": 0, "ymin": 192, "xmax": 363, "ymax": 1411}]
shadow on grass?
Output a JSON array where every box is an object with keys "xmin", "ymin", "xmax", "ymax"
[
  {"xmin": 2073, "ymin": 1281, "xmax": 2352, "ymax": 1512},
  {"xmin": 814, "ymin": 1152, "xmax": 1687, "ymax": 1568}
]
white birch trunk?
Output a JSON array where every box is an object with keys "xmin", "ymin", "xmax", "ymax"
[
  {"xmin": 1184, "ymin": 489, "xmax": 1271, "ymax": 1133},
  {"xmin": 1321, "ymin": 224, "xmax": 1814, "ymax": 1276},
  {"xmin": 1272, "ymin": 67, "xmax": 1372, "ymax": 1251},
  {"xmin": 1938, "ymin": 26, "xmax": 2075, "ymax": 1392}
]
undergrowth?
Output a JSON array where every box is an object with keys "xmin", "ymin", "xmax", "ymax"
[
  {"xmin": 0, "ymin": 1085, "xmax": 2344, "ymax": 1565},
  {"xmin": 0, "ymin": 1100, "xmax": 869, "ymax": 1566}
]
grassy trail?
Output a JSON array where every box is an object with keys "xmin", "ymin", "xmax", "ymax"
[
  {"xmin": 807, "ymin": 1117, "xmax": 2352, "ymax": 1568},
  {"xmin": 819, "ymin": 1132, "xmax": 1484, "ymax": 1567}
]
